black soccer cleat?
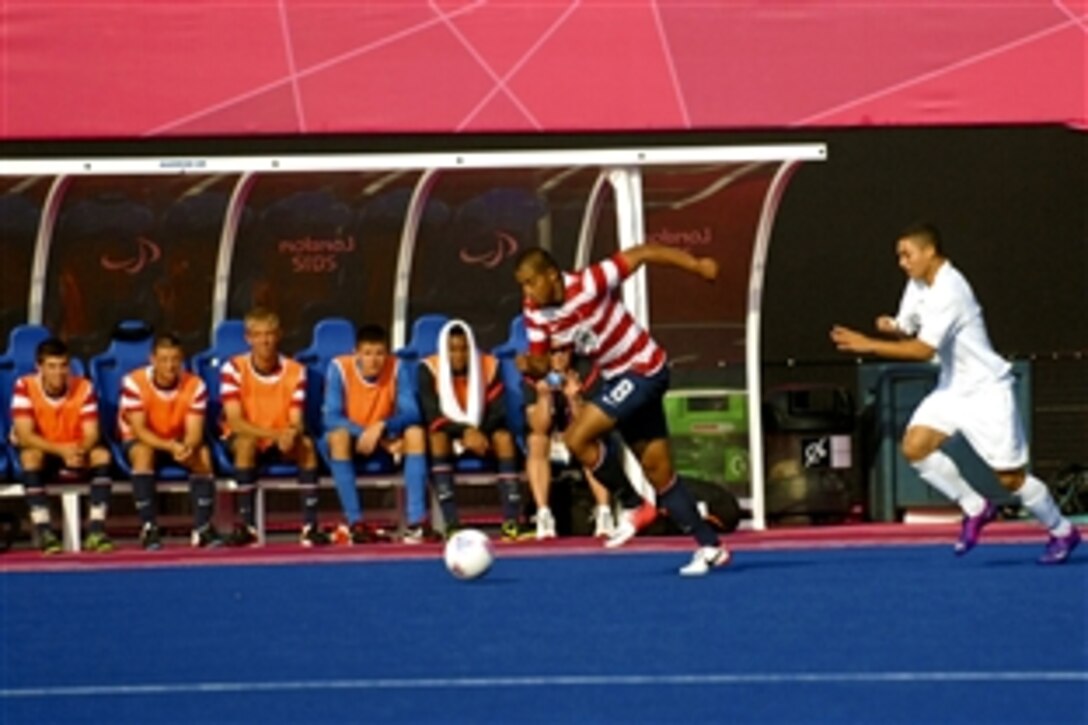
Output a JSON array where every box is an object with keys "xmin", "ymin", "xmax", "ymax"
[
  {"xmin": 193, "ymin": 523, "xmax": 225, "ymax": 548},
  {"xmin": 140, "ymin": 522, "xmax": 163, "ymax": 551},
  {"xmin": 225, "ymin": 523, "xmax": 258, "ymax": 547}
]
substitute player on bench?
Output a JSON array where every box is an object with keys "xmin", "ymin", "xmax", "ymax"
[
  {"xmin": 119, "ymin": 332, "xmax": 220, "ymax": 550},
  {"xmin": 10, "ymin": 338, "xmax": 114, "ymax": 554},
  {"xmin": 220, "ymin": 307, "xmax": 327, "ymax": 546},
  {"xmin": 323, "ymin": 324, "xmax": 433, "ymax": 544}
]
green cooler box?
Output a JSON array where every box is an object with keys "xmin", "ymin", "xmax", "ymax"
[{"xmin": 664, "ymin": 389, "xmax": 750, "ymax": 501}]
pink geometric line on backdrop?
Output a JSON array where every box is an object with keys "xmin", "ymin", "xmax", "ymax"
[
  {"xmin": 1051, "ymin": 0, "xmax": 1088, "ymax": 32},
  {"xmin": 1, "ymin": 0, "xmax": 8, "ymax": 137},
  {"xmin": 143, "ymin": 0, "xmax": 485, "ymax": 137},
  {"xmin": 790, "ymin": 15, "xmax": 1083, "ymax": 127},
  {"xmin": 428, "ymin": 0, "xmax": 541, "ymax": 130},
  {"xmin": 277, "ymin": 0, "xmax": 307, "ymax": 133},
  {"xmin": 650, "ymin": 0, "xmax": 690, "ymax": 128},
  {"xmin": 456, "ymin": 0, "xmax": 582, "ymax": 132}
]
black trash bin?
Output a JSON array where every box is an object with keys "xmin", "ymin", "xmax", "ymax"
[{"xmin": 762, "ymin": 384, "xmax": 858, "ymax": 525}]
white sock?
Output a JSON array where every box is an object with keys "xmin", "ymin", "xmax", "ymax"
[
  {"xmin": 912, "ymin": 451, "xmax": 987, "ymax": 516},
  {"xmin": 1016, "ymin": 475, "xmax": 1071, "ymax": 536}
]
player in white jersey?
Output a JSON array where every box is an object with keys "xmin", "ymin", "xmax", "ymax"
[
  {"xmin": 831, "ymin": 222, "xmax": 1079, "ymax": 564},
  {"xmin": 514, "ymin": 244, "xmax": 731, "ymax": 576}
]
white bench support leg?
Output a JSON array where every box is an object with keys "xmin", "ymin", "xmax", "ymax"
[
  {"xmin": 256, "ymin": 486, "xmax": 266, "ymax": 545},
  {"xmin": 61, "ymin": 491, "xmax": 81, "ymax": 552}
]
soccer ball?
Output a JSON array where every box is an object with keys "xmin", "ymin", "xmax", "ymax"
[{"xmin": 443, "ymin": 528, "xmax": 494, "ymax": 580}]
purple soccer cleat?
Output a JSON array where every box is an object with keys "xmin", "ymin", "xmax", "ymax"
[
  {"xmin": 1038, "ymin": 527, "xmax": 1081, "ymax": 565},
  {"xmin": 954, "ymin": 501, "xmax": 998, "ymax": 556}
]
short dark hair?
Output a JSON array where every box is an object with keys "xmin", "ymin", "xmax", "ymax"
[
  {"xmin": 899, "ymin": 221, "xmax": 943, "ymax": 255},
  {"xmin": 356, "ymin": 324, "xmax": 388, "ymax": 346},
  {"xmin": 36, "ymin": 337, "xmax": 69, "ymax": 363},
  {"xmin": 513, "ymin": 247, "xmax": 558, "ymax": 275},
  {"xmin": 152, "ymin": 332, "xmax": 183, "ymax": 352},
  {"xmin": 448, "ymin": 324, "xmax": 468, "ymax": 340}
]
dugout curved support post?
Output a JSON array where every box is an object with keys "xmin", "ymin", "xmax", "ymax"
[
  {"xmin": 610, "ymin": 167, "xmax": 649, "ymax": 326},
  {"xmin": 210, "ymin": 171, "xmax": 258, "ymax": 334},
  {"xmin": 27, "ymin": 175, "xmax": 72, "ymax": 325},
  {"xmin": 391, "ymin": 168, "xmax": 440, "ymax": 352},
  {"xmin": 745, "ymin": 160, "xmax": 806, "ymax": 531},
  {"xmin": 574, "ymin": 169, "xmax": 611, "ymax": 269}
]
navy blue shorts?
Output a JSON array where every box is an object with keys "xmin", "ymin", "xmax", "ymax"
[
  {"xmin": 587, "ymin": 366, "xmax": 671, "ymax": 447},
  {"xmin": 346, "ymin": 439, "xmax": 396, "ymax": 469},
  {"xmin": 225, "ymin": 435, "xmax": 299, "ymax": 467},
  {"xmin": 122, "ymin": 439, "xmax": 185, "ymax": 468},
  {"xmin": 15, "ymin": 449, "xmax": 86, "ymax": 485}
]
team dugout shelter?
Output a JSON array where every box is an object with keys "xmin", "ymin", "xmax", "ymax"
[{"xmin": 0, "ymin": 144, "xmax": 827, "ymax": 530}]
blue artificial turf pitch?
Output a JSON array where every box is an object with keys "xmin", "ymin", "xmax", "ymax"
[{"xmin": 1, "ymin": 543, "xmax": 1085, "ymax": 723}]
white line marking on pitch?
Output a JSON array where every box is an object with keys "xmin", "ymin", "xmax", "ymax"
[{"xmin": 2, "ymin": 671, "xmax": 1086, "ymax": 698}]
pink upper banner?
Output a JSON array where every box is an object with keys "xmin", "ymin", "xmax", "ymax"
[{"xmin": 1, "ymin": 0, "xmax": 1084, "ymax": 139}]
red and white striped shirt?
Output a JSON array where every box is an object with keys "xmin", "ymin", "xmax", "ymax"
[{"xmin": 523, "ymin": 253, "xmax": 666, "ymax": 380}]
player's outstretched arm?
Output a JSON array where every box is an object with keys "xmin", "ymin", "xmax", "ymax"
[
  {"xmin": 830, "ymin": 324, "xmax": 934, "ymax": 361},
  {"xmin": 620, "ymin": 243, "xmax": 718, "ymax": 282},
  {"xmin": 874, "ymin": 315, "xmax": 914, "ymax": 339}
]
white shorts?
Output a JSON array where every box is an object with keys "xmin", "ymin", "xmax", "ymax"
[{"xmin": 908, "ymin": 381, "xmax": 1028, "ymax": 470}]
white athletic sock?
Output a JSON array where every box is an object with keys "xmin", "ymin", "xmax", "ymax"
[
  {"xmin": 1016, "ymin": 475, "xmax": 1071, "ymax": 536},
  {"xmin": 912, "ymin": 451, "xmax": 987, "ymax": 516}
]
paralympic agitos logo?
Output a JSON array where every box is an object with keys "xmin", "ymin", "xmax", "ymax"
[
  {"xmin": 99, "ymin": 237, "xmax": 162, "ymax": 274},
  {"xmin": 459, "ymin": 231, "xmax": 518, "ymax": 269}
]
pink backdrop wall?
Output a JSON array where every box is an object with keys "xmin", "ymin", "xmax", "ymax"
[{"xmin": 1, "ymin": 0, "xmax": 1085, "ymax": 139}]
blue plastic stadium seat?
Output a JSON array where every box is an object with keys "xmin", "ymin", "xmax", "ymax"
[
  {"xmin": 0, "ymin": 325, "xmax": 54, "ymax": 431},
  {"xmin": 191, "ymin": 320, "xmax": 251, "ymax": 476},
  {"xmin": 216, "ymin": 319, "xmax": 248, "ymax": 351},
  {"xmin": 87, "ymin": 320, "xmax": 155, "ymax": 431},
  {"xmin": 492, "ymin": 315, "xmax": 527, "ymax": 358},
  {"xmin": 0, "ymin": 355, "xmax": 22, "ymax": 453},
  {"xmin": 394, "ymin": 314, "xmax": 450, "ymax": 425},
  {"xmin": 295, "ymin": 317, "xmax": 356, "ymax": 440},
  {"xmin": 190, "ymin": 320, "xmax": 249, "ymax": 388},
  {"xmin": 492, "ymin": 315, "xmax": 528, "ymax": 441},
  {"xmin": 0, "ymin": 439, "xmax": 9, "ymax": 482},
  {"xmin": 302, "ymin": 318, "xmax": 356, "ymax": 361},
  {"xmin": 4, "ymin": 324, "xmax": 51, "ymax": 363}
]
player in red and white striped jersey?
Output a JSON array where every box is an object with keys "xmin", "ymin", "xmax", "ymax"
[
  {"xmin": 515, "ymin": 244, "xmax": 730, "ymax": 576},
  {"xmin": 522, "ymin": 252, "xmax": 667, "ymax": 380}
]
